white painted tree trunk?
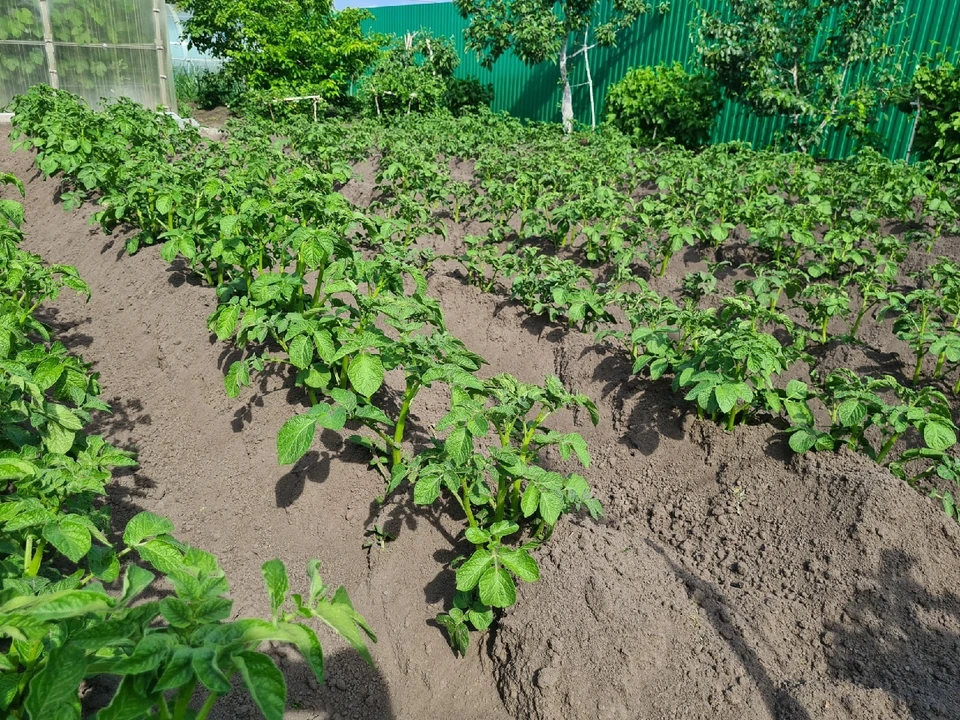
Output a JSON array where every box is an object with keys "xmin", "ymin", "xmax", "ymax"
[{"xmin": 558, "ymin": 35, "xmax": 574, "ymax": 134}]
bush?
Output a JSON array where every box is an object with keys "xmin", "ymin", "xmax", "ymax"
[
  {"xmin": 899, "ymin": 55, "xmax": 960, "ymax": 168},
  {"xmin": 361, "ymin": 31, "xmax": 461, "ymax": 117},
  {"xmin": 178, "ymin": 0, "xmax": 381, "ymax": 110},
  {"xmin": 444, "ymin": 76, "xmax": 494, "ymax": 116},
  {"xmin": 604, "ymin": 63, "xmax": 722, "ymax": 148}
]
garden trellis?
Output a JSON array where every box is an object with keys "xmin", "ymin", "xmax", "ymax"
[{"xmin": 0, "ymin": 0, "xmax": 177, "ymax": 111}]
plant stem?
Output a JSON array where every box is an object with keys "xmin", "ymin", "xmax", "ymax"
[
  {"xmin": 876, "ymin": 433, "xmax": 900, "ymax": 464},
  {"xmin": 195, "ymin": 692, "xmax": 219, "ymax": 720},
  {"xmin": 172, "ymin": 680, "xmax": 197, "ymax": 720},
  {"xmin": 850, "ymin": 298, "xmax": 870, "ymax": 338},
  {"xmin": 392, "ymin": 382, "xmax": 420, "ymax": 467},
  {"xmin": 460, "ymin": 478, "xmax": 477, "ymax": 528}
]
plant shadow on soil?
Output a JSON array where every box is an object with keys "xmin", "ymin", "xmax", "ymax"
[
  {"xmin": 34, "ymin": 307, "xmax": 95, "ymax": 350},
  {"xmin": 647, "ymin": 538, "xmax": 815, "ymax": 720},
  {"xmin": 825, "ymin": 549, "xmax": 960, "ymax": 718}
]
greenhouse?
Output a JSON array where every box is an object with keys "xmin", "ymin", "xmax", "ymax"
[{"xmin": 0, "ymin": 0, "xmax": 177, "ymax": 110}]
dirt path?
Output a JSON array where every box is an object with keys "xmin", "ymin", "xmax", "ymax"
[{"xmin": 5, "ymin": 129, "xmax": 960, "ymax": 719}]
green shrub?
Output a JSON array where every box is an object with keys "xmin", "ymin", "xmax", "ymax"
[
  {"xmin": 899, "ymin": 55, "xmax": 960, "ymax": 168},
  {"xmin": 604, "ymin": 63, "xmax": 721, "ymax": 148},
  {"xmin": 444, "ymin": 76, "xmax": 494, "ymax": 116},
  {"xmin": 178, "ymin": 0, "xmax": 381, "ymax": 110},
  {"xmin": 361, "ymin": 31, "xmax": 460, "ymax": 116}
]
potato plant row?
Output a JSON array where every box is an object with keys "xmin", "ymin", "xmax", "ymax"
[
  {"xmin": 0, "ymin": 172, "xmax": 374, "ymax": 720},
  {"xmin": 278, "ymin": 111, "xmax": 960, "ymax": 519},
  {"xmin": 7, "ymin": 86, "xmax": 603, "ymax": 658}
]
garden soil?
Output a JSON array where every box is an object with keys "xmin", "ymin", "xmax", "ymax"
[{"xmin": 4, "ymin": 130, "xmax": 960, "ymax": 720}]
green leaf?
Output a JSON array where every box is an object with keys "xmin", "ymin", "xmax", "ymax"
[
  {"xmin": 225, "ymin": 359, "xmax": 250, "ymax": 398},
  {"xmin": 277, "ymin": 414, "xmax": 316, "ymax": 465},
  {"xmin": 215, "ymin": 305, "xmax": 240, "ymax": 341},
  {"xmin": 159, "ymin": 597, "xmax": 193, "ymax": 628},
  {"xmin": 136, "ymin": 536, "xmax": 184, "ymax": 575},
  {"xmin": 714, "ymin": 383, "xmax": 740, "ymax": 414},
  {"xmin": 262, "ymin": 559, "xmax": 289, "ymax": 617},
  {"xmin": 0, "ymin": 198, "xmax": 25, "ymax": 228},
  {"xmin": 33, "ymin": 358, "xmax": 64, "ymax": 390},
  {"xmin": 108, "ymin": 634, "xmax": 170, "ymax": 675},
  {"xmin": 41, "ymin": 420, "xmax": 75, "ymax": 454},
  {"xmin": 924, "ymin": 421, "xmax": 957, "ymax": 452},
  {"xmin": 837, "ymin": 399, "xmax": 867, "ymax": 427},
  {"xmin": 192, "ymin": 647, "xmax": 232, "ymax": 694},
  {"xmin": 488, "ymin": 520, "xmax": 519, "ymax": 538},
  {"xmin": 314, "ymin": 330, "xmax": 336, "ymax": 363},
  {"xmin": 347, "ymin": 353, "xmax": 384, "ymax": 398},
  {"xmin": 306, "ymin": 403, "xmax": 347, "ymax": 431},
  {"xmin": 478, "ymin": 566, "xmax": 516, "ymax": 608},
  {"xmin": 559, "ymin": 433, "xmax": 590, "ymax": 467},
  {"xmin": 96, "ymin": 675, "xmax": 159, "ymax": 719},
  {"xmin": 88, "ymin": 546, "xmax": 120, "ymax": 582},
  {"xmin": 329, "ymin": 387, "xmax": 357, "ymax": 412},
  {"xmin": 0, "ymin": 456, "xmax": 35, "ymax": 481},
  {"xmin": 43, "ymin": 515, "xmax": 92, "ymax": 563},
  {"xmin": 445, "ymin": 426, "xmax": 473, "ymax": 464},
  {"xmin": 520, "ymin": 484, "xmax": 540, "ymax": 517},
  {"xmin": 156, "ymin": 648, "xmax": 195, "ymax": 691},
  {"xmin": 499, "ymin": 548, "xmax": 540, "ymax": 583},
  {"xmin": 464, "ymin": 527, "xmax": 490, "ymax": 545},
  {"xmin": 437, "ymin": 612, "xmax": 470, "ymax": 656},
  {"xmin": 413, "ymin": 472, "xmax": 441, "ymax": 505},
  {"xmin": 235, "ymin": 651, "xmax": 287, "ymax": 720},
  {"xmin": 455, "ymin": 549, "xmax": 492, "ymax": 592},
  {"xmin": 120, "ymin": 564, "xmax": 155, "ymax": 605},
  {"xmin": 538, "ymin": 491, "xmax": 564, "ymax": 525},
  {"xmin": 466, "ymin": 602, "xmax": 494, "ymax": 631},
  {"xmin": 788, "ymin": 427, "xmax": 818, "ymax": 454},
  {"xmin": 24, "ymin": 643, "xmax": 87, "ymax": 719},
  {"xmin": 123, "ymin": 512, "xmax": 174, "ymax": 546},
  {"xmin": 309, "ymin": 586, "xmax": 376, "ymax": 666},
  {"xmin": 289, "ymin": 335, "xmax": 313, "ymax": 370}
]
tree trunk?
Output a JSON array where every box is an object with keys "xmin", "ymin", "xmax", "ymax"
[{"xmin": 558, "ymin": 35, "xmax": 574, "ymax": 134}]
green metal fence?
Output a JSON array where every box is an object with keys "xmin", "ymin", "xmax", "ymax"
[{"xmin": 363, "ymin": 0, "xmax": 960, "ymax": 159}]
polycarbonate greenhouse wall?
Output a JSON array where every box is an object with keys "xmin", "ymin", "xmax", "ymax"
[
  {"xmin": 364, "ymin": 0, "xmax": 960, "ymax": 159},
  {"xmin": 0, "ymin": 0, "xmax": 177, "ymax": 112}
]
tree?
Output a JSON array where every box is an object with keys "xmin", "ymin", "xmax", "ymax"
[
  {"xmin": 452, "ymin": 0, "xmax": 667, "ymax": 133},
  {"xmin": 177, "ymin": 0, "xmax": 381, "ymax": 105},
  {"xmin": 694, "ymin": 0, "xmax": 907, "ymax": 153}
]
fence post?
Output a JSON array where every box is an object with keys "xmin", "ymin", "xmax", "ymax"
[
  {"xmin": 153, "ymin": 0, "xmax": 170, "ymax": 109},
  {"xmin": 38, "ymin": 0, "xmax": 58, "ymax": 89}
]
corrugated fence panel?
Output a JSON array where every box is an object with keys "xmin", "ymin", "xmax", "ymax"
[{"xmin": 364, "ymin": 0, "xmax": 960, "ymax": 159}]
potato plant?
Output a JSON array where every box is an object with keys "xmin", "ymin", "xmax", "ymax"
[
  {"xmin": 0, "ymin": 173, "xmax": 374, "ymax": 718},
  {"xmin": 9, "ymin": 90, "xmax": 605, "ymax": 659},
  {"xmin": 785, "ymin": 370, "xmax": 958, "ymax": 484}
]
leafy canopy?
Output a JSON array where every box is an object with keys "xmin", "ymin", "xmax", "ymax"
[
  {"xmin": 178, "ymin": 0, "xmax": 381, "ymax": 102},
  {"xmin": 896, "ymin": 53, "xmax": 960, "ymax": 167},
  {"xmin": 453, "ymin": 0, "xmax": 659, "ymax": 67},
  {"xmin": 694, "ymin": 0, "xmax": 906, "ymax": 152}
]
